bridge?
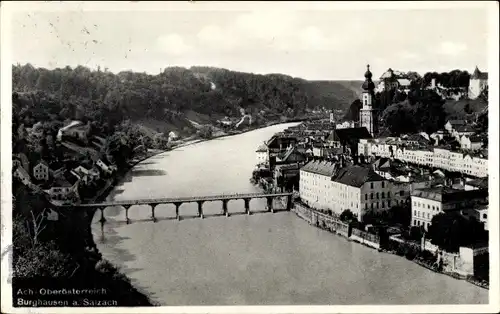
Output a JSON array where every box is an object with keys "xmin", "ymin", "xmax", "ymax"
[{"xmin": 64, "ymin": 192, "xmax": 294, "ymax": 224}]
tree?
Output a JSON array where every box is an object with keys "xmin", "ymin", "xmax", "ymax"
[
  {"xmin": 340, "ymin": 209, "xmax": 356, "ymax": 222},
  {"xmin": 427, "ymin": 212, "xmax": 488, "ymax": 252},
  {"xmin": 464, "ymin": 103, "xmax": 473, "ymax": 114},
  {"xmin": 380, "ymin": 101, "xmax": 417, "ymax": 135},
  {"xmin": 197, "ymin": 125, "xmax": 213, "ymax": 139}
]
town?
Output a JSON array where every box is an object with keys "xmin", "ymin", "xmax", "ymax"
[{"xmin": 251, "ymin": 65, "xmax": 489, "ymax": 289}]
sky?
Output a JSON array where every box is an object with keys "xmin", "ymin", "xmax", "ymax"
[{"xmin": 6, "ymin": 2, "xmax": 493, "ymax": 80}]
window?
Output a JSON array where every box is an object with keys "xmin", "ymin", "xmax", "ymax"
[
  {"xmin": 483, "ymin": 213, "xmax": 487, "ymax": 219},
  {"xmin": 427, "ymin": 205, "xmax": 430, "ymax": 209},
  {"xmin": 427, "ymin": 213, "xmax": 430, "ymax": 219},
  {"xmin": 371, "ymin": 203, "xmax": 374, "ymax": 209},
  {"xmin": 371, "ymin": 183, "xmax": 374, "ymax": 189},
  {"xmin": 376, "ymin": 192, "xmax": 379, "ymax": 199},
  {"xmin": 371, "ymin": 193, "xmax": 373, "ymax": 199},
  {"xmin": 382, "ymin": 202, "xmax": 385, "ymax": 208},
  {"xmin": 388, "ymin": 200, "xmax": 391, "ymax": 207},
  {"xmin": 413, "ymin": 219, "xmax": 416, "ymax": 226},
  {"xmin": 365, "ymin": 194, "xmax": 368, "ymax": 200},
  {"xmin": 376, "ymin": 202, "xmax": 379, "ymax": 209},
  {"xmin": 382, "ymin": 182, "xmax": 385, "ymax": 188},
  {"xmin": 400, "ymin": 191, "xmax": 404, "ymax": 196},
  {"xmin": 381, "ymin": 192, "xmax": 385, "ymax": 199}
]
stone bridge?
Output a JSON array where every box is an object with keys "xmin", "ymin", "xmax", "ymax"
[{"xmin": 63, "ymin": 192, "xmax": 294, "ymax": 224}]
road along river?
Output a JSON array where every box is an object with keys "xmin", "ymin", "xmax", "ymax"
[{"xmin": 92, "ymin": 123, "xmax": 488, "ymax": 305}]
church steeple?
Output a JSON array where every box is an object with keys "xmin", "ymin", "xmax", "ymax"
[
  {"xmin": 362, "ymin": 64, "xmax": 375, "ymax": 91},
  {"xmin": 359, "ymin": 64, "xmax": 378, "ymax": 137}
]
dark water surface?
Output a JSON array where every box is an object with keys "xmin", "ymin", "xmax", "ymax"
[{"xmin": 92, "ymin": 123, "xmax": 487, "ymax": 305}]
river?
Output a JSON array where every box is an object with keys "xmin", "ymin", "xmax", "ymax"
[{"xmin": 91, "ymin": 123, "xmax": 488, "ymax": 305}]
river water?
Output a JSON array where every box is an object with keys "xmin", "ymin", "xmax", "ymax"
[{"xmin": 92, "ymin": 123, "xmax": 488, "ymax": 305}]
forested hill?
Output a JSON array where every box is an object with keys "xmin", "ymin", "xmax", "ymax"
[{"xmin": 12, "ymin": 64, "xmax": 362, "ymax": 135}]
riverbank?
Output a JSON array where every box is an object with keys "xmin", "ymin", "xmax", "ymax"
[{"xmin": 287, "ymin": 201, "xmax": 489, "ymax": 290}]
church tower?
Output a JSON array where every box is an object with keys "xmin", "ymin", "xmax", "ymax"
[{"xmin": 359, "ymin": 64, "xmax": 378, "ymax": 137}]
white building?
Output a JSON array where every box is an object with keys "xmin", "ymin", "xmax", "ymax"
[
  {"xmin": 299, "ymin": 160, "xmax": 339, "ymax": 212},
  {"xmin": 33, "ymin": 160, "xmax": 50, "ymax": 181},
  {"xmin": 469, "ymin": 66, "xmax": 488, "ymax": 99},
  {"xmin": 411, "ymin": 187, "xmax": 488, "ymax": 231},
  {"xmin": 460, "ymin": 135, "xmax": 483, "ymax": 150},
  {"xmin": 444, "ymin": 120, "xmax": 466, "ymax": 134},
  {"xmin": 336, "ymin": 120, "xmax": 356, "ymax": 129},
  {"xmin": 255, "ymin": 144, "xmax": 269, "ymax": 165},
  {"xmin": 300, "ymin": 160, "xmax": 401, "ymax": 222},
  {"xmin": 358, "ymin": 138, "xmax": 488, "ymax": 178}
]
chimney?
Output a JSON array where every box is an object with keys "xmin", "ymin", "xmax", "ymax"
[{"xmin": 431, "ymin": 78, "xmax": 436, "ymax": 89}]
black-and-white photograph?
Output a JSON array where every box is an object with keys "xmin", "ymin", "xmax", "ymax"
[{"xmin": 1, "ymin": 1, "xmax": 498, "ymax": 313}]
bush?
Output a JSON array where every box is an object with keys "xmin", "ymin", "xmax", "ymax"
[{"xmin": 14, "ymin": 241, "xmax": 75, "ymax": 278}]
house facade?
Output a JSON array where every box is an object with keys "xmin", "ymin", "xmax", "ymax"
[
  {"xmin": 33, "ymin": 160, "xmax": 50, "ymax": 181},
  {"xmin": 411, "ymin": 187, "xmax": 488, "ymax": 231},
  {"xmin": 255, "ymin": 144, "xmax": 269, "ymax": 165}
]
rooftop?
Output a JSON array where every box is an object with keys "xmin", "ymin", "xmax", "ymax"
[
  {"xmin": 332, "ymin": 165, "xmax": 385, "ymax": 188},
  {"xmin": 411, "ymin": 187, "xmax": 488, "ymax": 203},
  {"xmin": 256, "ymin": 144, "xmax": 268, "ymax": 153},
  {"xmin": 301, "ymin": 160, "xmax": 338, "ymax": 177}
]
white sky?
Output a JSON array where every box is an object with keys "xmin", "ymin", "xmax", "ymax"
[{"xmin": 5, "ymin": 1, "xmax": 493, "ymax": 80}]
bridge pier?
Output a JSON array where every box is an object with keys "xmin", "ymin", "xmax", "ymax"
[
  {"xmin": 150, "ymin": 204, "xmax": 158, "ymax": 222},
  {"xmin": 99, "ymin": 207, "xmax": 106, "ymax": 224},
  {"xmin": 174, "ymin": 202, "xmax": 182, "ymax": 220},
  {"xmin": 123, "ymin": 205, "xmax": 131, "ymax": 224},
  {"xmin": 243, "ymin": 198, "xmax": 251, "ymax": 215},
  {"xmin": 197, "ymin": 201, "xmax": 204, "ymax": 219},
  {"xmin": 222, "ymin": 200, "xmax": 229, "ymax": 217},
  {"xmin": 266, "ymin": 197, "xmax": 274, "ymax": 213}
]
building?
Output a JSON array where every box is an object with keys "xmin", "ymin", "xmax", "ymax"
[
  {"xmin": 444, "ymin": 120, "xmax": 466, "ymax": 134},
  {"xmin": 464, "ymin": 177, "xmax": 488, "ymax": 191},
  {"xmin": 461, "ymin": 135, "xmax": 483, "ymax": 150},
  {"xmin": 57, "ymin": 120, "xmax": 89, "ymax": 142},
  {"xmin": 255, "ymin": 143, "xmax": 269, "ymax": 165},
  {"xmin": 17, "ymin": 153, "xmax": 30, "ymax": 171},
  {"xmin": 274, "ymin": 163, "xmax": 301, "ymax": 192},
  {"xmin": 45, "ymin": 172, "xmax": 80, "ymax": 202},
  {"xmin": 299, "ymin": 160, "xmax": 339, "ymax": 211},
  {"xmin": 410, "ymin": 187, "xmax": 488, "ymax": 231},
  {"xmin": 274, "ymin": 146, "xmax": 307, "ymax": 169},
  {"xmin": 71, "ymin": 166, "xmax": 100, "ymax": 185},
  {"xmin": 299, "ymin": 160, "xmax": 401, "ymax": 221},
  {"xmin": 96, "ymin": 159, "xmax": 113, "ymax": 175},
  {"xmin": 359, "ymin": 64, "xmax": 378, "ymax": 137},
  {"xmin": 469, "ymin": 66, "xmax": 488, "ymax": 99},
  {"xmin": 327, "ymin": 127, "xmax": 372, "ymax": 156},
  {"xmin": 336, "ymin": 120, "xmax": 356, "ymax": 129},
  {"xmin": 358, "ymin": 138, "xmax": 488, "ymax": 178},
  {"xmin": 14, "ymin": 166, "xmax": 32, "ymax": 187},
  {"xmin": 33, "ymin": 160, "xmax": 50, "ymax": 181},
  {"xmin": 452, "ymin": 125, "xmax": 475, "ymax": 141},
  {"xmin": 266, "ymin": 133, "xmax": 298, "ymax": 157},
  {"xmin": 12, "ymin": 155, "xmax": 22, "ymax": 169}
]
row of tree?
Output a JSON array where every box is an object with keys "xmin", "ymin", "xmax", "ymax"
[{"xmin": 13, "ymin": 64, "xmax": 360, "ymax": 130}]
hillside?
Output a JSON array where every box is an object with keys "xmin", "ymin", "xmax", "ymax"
[{"xmin": 12, "ymin": 64, "xmax": 362, "ymax": 138}]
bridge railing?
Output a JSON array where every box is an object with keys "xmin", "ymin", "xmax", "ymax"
[{"xmin": 70, "ymin": 192, "xmax": 293, "ymax": 208}]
